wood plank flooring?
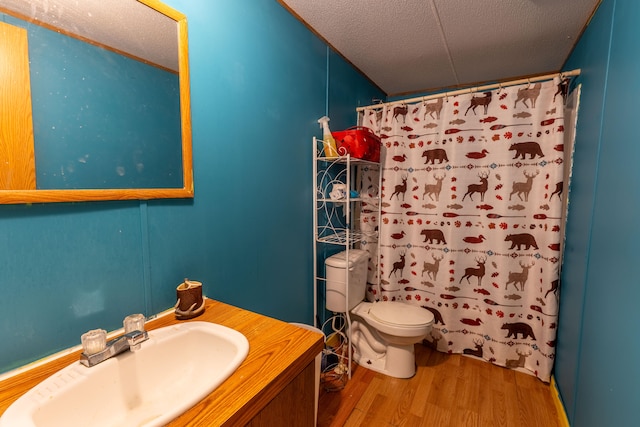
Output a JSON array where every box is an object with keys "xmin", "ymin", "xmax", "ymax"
[{"xmin": 317, "ymin": 343, "xmax": 561, "ymax": 427}]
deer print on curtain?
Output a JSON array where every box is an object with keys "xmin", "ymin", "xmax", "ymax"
[{"xmin": 359, "ymin": 79, "xmax": 573, "ymax": 382}]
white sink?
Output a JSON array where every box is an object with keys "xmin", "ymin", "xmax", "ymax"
[{"xmin": 0, "ymin": 321, "xmax": 249, "ymax": 427}]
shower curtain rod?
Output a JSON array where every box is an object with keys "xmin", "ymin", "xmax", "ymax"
[{"xmin": 357, "ymin": 69, "xmax": 581, "ymax": 112}]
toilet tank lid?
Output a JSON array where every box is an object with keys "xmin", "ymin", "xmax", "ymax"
[{"xmin": 325, "ymin": 249, "xmax": 369, "ymax": 268}]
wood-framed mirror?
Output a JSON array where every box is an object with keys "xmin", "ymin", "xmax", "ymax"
[{"xmin": 0, "ymin": 0, "xmax": 193, "ymax": 204}]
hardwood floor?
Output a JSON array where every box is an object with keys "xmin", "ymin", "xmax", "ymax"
[{"xmin": 317, "ymin": 343, "xmax": 561, "ymax": 427}]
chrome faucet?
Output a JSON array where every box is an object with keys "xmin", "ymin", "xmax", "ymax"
[
  {"xmin": 80, "ymin": 330, "xmax": 149, "ymax": 367},
  {"xmin": 80, "ymin": 314, "xmax": 149, "ymax": 367}
]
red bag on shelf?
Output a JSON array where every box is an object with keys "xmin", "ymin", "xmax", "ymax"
[{"xmin": 331, "ymin": 126, "xmax": 381, "ymax": 162}]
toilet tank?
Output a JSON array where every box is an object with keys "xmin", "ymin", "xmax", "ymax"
[{"xmin": 325, "ymin": 249, "xmax": 369, "ymax": 313}]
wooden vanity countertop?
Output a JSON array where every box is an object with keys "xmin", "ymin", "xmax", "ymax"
[{"xmin": 0, "ymin": 299, "xmax": 324, "ymax": 426}]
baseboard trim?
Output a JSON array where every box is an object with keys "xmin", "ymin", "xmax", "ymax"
[{"xmin": 550, "ymin": 375, "xmax": 570, "ymax": 427}]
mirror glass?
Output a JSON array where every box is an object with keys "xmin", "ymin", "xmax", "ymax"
[{"xmin": 0, "ymin": 0, "xmax": 193, "ymax": 203}]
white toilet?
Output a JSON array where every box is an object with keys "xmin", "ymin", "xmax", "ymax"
[{"xmin": 325, "ymin": 250, "xmax": 434, "ymax": 378}]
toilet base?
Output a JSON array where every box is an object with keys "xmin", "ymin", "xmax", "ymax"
[{"xmin": 351, "ymin": 328, "xmax": 417, "ymax": 378}]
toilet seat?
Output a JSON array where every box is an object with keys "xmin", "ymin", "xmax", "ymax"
[
  {"xmin": 350, "ymin": 301, "xmax": 435, "ymax": 378},
  {"xmin": 369, "ymin": 302, "xmax": 434, "ymax": 328}
]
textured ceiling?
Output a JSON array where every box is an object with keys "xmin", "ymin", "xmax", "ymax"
[
  {"xmin": 280, "ymin": 0, "xmax": 601, "ymax": 96},
  {"xmin": 0, "ymin": 0, "xmax": 178, "ymax": 71}
]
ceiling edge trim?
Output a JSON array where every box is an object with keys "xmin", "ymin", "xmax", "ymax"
[
  {"xmin": 276, "ymin": 0, "xmax": 386, "ymax": 96},
  {"xmin": 561, "ymin": 0, "xmax": 603, "ymax": 71}
]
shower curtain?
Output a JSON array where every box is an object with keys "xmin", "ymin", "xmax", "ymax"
[{"xmin": 358, "ymin": 79, "xmax": 575, "ymax": 381}]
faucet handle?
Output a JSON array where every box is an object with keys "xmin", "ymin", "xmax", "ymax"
[
  {"xmin": 81, "ymin": 329, "xmax": 107, "ymax": 355},
  {"xmin": 123, "ymin": 313, "xmax": 146, "ymax": 334}
]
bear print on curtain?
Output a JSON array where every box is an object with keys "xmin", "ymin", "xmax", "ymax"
[{"xmin": 359, "ymin": 79, "xmax": 571, "ymax": 381}]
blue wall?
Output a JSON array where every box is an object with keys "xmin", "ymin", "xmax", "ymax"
[
  {"xmin": 557, "ymin": 0, "xmax": 640, "ymax": 425},
  {"xmin": 0, "ymin": 0, "xmax": 383, "ymax": 374}
]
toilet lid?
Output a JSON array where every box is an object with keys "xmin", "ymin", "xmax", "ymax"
[{"xmin": 369, "ymin": 302, "xmax": 434, "ymax": 327}]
